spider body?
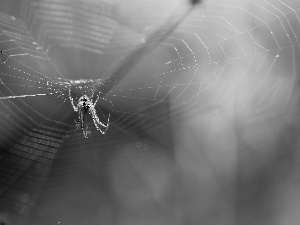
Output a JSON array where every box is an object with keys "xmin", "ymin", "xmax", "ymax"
[
  {"xmin": 79, "ymin": 95, "xmax": 91, "ymax": 115},
  {"xmin": 69, "ymin": 89, "xmax": 109, "ymax": 138},
  {"xmin": 76, "ymin": 95, "xmax": 92, "ymax": 137}
]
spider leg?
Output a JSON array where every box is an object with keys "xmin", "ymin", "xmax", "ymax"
[
  {"xmin": 80, "ymin": 113, "xmax": 85, "ymax": 132},
  {"xmin": 75, "ymin": 108, "xmax": 87, "ymax": 138},
  {"xmin": 90, "ymin": 105, "xmax": 109, "ymax": 134},
  {"xmin": 93, "ymin": 94, "xmax": 100, "ymax": 107},
  {"xmin": 83, "ymin": 127, "xmax": 88, "ymax": 138},
  {"xmin": 75, "ymin": 119, "xmax": 80, "ymax": 132},
  {"xmin": 69, "ymin": 88, "xmax": 78, "ymax": 112}
]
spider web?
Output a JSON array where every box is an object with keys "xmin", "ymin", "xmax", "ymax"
[{"xmin": 0, "ymin": 0, "xmax": 299, "ymax": 136}]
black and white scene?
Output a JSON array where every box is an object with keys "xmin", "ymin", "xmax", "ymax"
[{"xmin": 0, "ymin": 0, "xmax": 300, "ymax": 224}]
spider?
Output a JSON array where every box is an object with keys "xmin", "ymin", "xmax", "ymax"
[{"xmin": 69, "ymin": 89, "xmax": 109, "ymax": 138}]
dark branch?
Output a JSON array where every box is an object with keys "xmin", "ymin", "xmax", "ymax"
[{"xmin": 101, "ymin": 1, "xmax": 201, "ymax": 97}]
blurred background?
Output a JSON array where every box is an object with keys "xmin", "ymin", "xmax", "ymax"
[{"xmin": 0, "ymin": 0, "xmax": 300, "ymax": 224}]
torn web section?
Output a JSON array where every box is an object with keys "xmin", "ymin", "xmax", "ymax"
[
  {"xmin": 0, "ymin": 19, "xmax": 70, "ymax": 126},
  {"xmin": 0, "ymin": 13, "xmax": 51, "ymax": 99},
  {"xmin": 0, "ymin": 41, "xmax": 46, "ymax": 99},
  {"xmin": 21, "ymin": 0, "xmax": 116, "ymax": 55}
]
